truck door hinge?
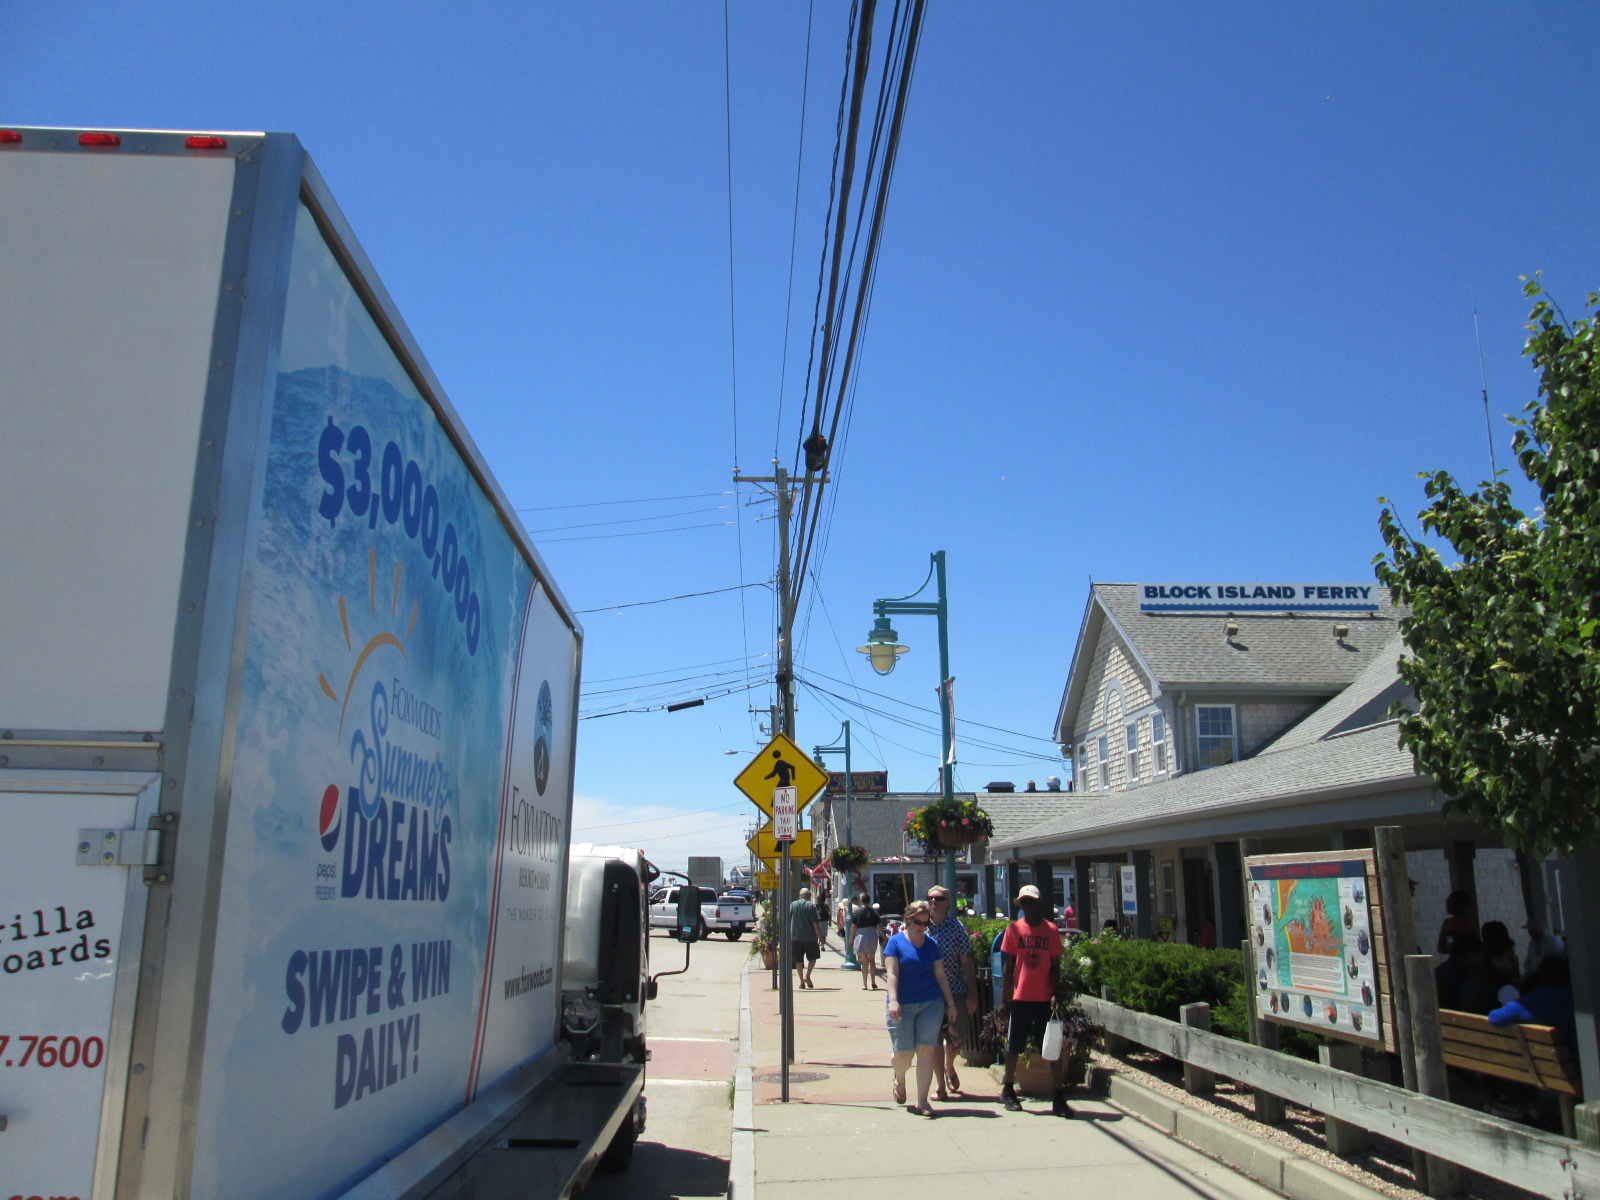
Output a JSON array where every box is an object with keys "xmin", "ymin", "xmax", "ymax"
[{"xmin": 76, "ymin": 813, "xmax": 177, "ymax": 884}]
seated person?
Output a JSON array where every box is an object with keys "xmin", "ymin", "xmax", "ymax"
[
  {"xmin": 1489, "ymin": 956, "xmax": 1576, "ymax": 1051},
  {"xmin": 1435, "ymin": 933, "xmax": 1501, "ymax": 1013},
  {"xmin": 1480, "ymin": 920, "xmax": 1521, "ymax": 1005}
]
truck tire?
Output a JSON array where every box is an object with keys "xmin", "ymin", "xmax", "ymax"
[
  {"xmin": 598, "ymin": 1111, "xmax": 638, "ymax": 1172},
  {"xmin": 725, "ymin": 926, "xmax": 744, "ymax": 941}
]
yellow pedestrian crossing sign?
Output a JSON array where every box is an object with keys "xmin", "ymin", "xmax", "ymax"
[
  {"xmin": 748, "ymin": 823, "xmax": 814, "ymax": 861},
  {"xmin": 733, "ymin": 733, "xmax": 828, "ymax": 817}
]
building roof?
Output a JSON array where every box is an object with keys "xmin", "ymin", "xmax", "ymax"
[
  {"xmin": 1011, "ymin": 639, "xmax": 1427, "ymax": 855},
  {"xmin": 1054, "ymin": 583, "xmax": 1403, "ymax": 743}
]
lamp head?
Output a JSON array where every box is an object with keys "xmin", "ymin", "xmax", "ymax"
[{"xmin": 856, "ymin": 616, "xmax": 909, "ymax": 675}]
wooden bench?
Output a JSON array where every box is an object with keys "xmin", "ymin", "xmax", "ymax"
[{"xmin": 1438, "ymin": 1009, "xmax": 1582, "ymax": 1137}]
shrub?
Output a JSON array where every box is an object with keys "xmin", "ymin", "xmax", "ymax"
[
  {"xmin": 1078, "ymin": 935, "xmax": 1322, "ymax": 1060},
  {"xmin": 961, "ymin": 914, "xmax": 1009, "ymax": 961},
  {"xmin": 1087, "ymin": 936, "xmax": 1243, "ymax": 1020}
]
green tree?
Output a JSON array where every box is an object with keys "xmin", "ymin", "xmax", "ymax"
[{"xmin": 1376, "ymin": 280, "xmax": 1600, "ymax": 858}]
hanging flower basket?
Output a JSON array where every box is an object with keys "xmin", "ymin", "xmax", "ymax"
[
  {"xmin": 903, "ymin": 798, "xmax": 995, "ymax": 854},
  {"xmin": 828, "ymin": 844, "xmax": 870, "ymax": 871}
]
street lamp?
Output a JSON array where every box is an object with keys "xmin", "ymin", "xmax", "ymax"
[
  {"xmin": 813, "ymin": 722, "xmax": 858, "ymax": 970},
  {"xmin": 858, "ymin": 618, "xmax": 908, "ymax": 675},
  {"xmin": 858, "ymin": 550, "xmax": 959, "ymax": 894}
]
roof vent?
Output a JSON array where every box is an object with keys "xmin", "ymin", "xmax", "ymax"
[{"xmin": 984, "ymin": 781, "xmax": 1016, "ymax": 793}]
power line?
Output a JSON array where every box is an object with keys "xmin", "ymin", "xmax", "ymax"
[
  {"xmin": 586, "ymin": 652, "xmax": 772, "ymax": 686},
  {"xmin": 774, "ymin": 0, "xmax": 819, "ymax": 464},
  {"xmin": 538, "ymin": 520, "xmax": 736, "ymax": 544},
  {"xmin": 796, "ymin": 676, "xmax": 1062, "ymax": 762},
  {"xmin": 800, "ymin": 665, "xmax": 1060, "ymax": 743},
  {"xmin": 580, "ymin": 678, "xmax": 772, "ymax": 720},
  {"xmin": 527, "ymin": 505, "xmax": 733, "ymax": 535},
  {"xmin": 723, "ymin": 0, "xmax": 741, "ymax": 475},
  {"xmin": 581, "ymin": 665, "xmax": 770, "ymax": 699},
  {"xmin": 515, "ymin": 491, "xmax": 728, "ymax": 512},
  {"xmin": 575, "ymin": 581, "xmax": 771, "ymax": 614}
]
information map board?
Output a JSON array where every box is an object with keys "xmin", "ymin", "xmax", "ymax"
[{"xmin": 1245, "ymin": 850, "xmax": 1391, "ymax": 1049}]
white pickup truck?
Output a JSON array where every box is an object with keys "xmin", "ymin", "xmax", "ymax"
[{"xmin": 649, "ymin": 887, "xmax": 756, "ymax": 940}]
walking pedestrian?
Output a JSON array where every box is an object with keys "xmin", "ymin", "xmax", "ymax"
[
  {"xmin": 788, "ymin": 887, "xmax": 825, "ymax": 989},
  {"xmin": 882, "ymin": 900, "xmax": 958, "ymax": 1117},
  {"xmin": 999, "ymin": 884, "xmax": 1069, "ymax": 1117},
  {"xmin": 925, "ymin": 885, "xmax": 979, "ymax": 1097},
  {"xmin": 851, "ymin": 892, "xmax": 882, "ymax": 989}
]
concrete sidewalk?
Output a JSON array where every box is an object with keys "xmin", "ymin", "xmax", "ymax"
[{"xmin": 745, "ymin": 947, "xmax": 1286, "ymax": 1200}]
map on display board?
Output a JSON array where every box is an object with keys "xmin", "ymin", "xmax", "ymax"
[{"xmin": 1245, "ymin": 850, "xmax": 1386, "ymax": 1047}]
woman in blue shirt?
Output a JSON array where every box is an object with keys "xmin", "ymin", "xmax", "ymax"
[{"xmin": 882, "ymin": 899, "xmax": 958, "ymax": 1117}]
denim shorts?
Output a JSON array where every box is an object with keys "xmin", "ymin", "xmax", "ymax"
[{"xmin": 887, "ymin": 998, "xmax": 944, "ymax": 1051}]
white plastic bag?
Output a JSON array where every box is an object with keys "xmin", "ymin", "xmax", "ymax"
[{"xmin": 1040, "ymin": 1016, "xmax": 1064, "ymax": 1061}]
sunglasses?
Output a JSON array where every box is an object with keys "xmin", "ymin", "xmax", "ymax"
[{"xmin": 908, "ymin": 918, "xmax": 930, "ymax": 927}]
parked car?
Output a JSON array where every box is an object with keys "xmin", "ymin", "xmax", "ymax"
[{"xmin": 648, "ymin": 886, "xmax": 755, "ymax": 940}]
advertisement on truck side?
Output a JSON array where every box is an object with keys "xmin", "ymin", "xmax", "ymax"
[{"xmin": 187, "ymin": 202, "xmax": 576, "ymax": 1200}]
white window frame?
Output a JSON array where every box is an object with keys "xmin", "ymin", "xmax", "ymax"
[
  {"xmin": 1195, "ymin": 704, "xmax": 1239, "ymax": 769},
  {"xmin": 1096, "ymin": 734, "xmax": 1110, "ymax": 789},
  {"xmin": 1124, "ymin": 720, "xmax": 1140, "ymax": 784},
  {"xmin": 1151, "ymin": 712, "xmax": 1168, "ymax": 775}
]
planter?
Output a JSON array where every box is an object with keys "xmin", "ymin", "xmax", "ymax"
[
  {"xmin": 759, "ymin": 946, "xmax": 776, "ymax": 970},
  {"xmin": 933, "ymin": 826, "xmax": 984, "ymax": 848},
  {"xmin": 984, "ymin": 1045, "xmax": 1089, "ymax": 1097}
]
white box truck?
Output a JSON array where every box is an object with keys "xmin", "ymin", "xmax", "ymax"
[
  {"xmin": 0, "ymin": 125, "xmax": 672, "ymax": 1200},
  {"xmin": 686, "ymin": 856, "xmax": 723, "ymax": 892}
]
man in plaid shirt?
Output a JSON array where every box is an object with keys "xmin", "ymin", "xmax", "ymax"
[{"xmin": 925, "ymin": 885, "xmax": 979, "ymax": 1097}]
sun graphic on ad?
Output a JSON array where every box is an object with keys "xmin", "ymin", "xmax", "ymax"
[{"xmin": 316, "ymin": 546, "xmax": 417, "ymax": 736}]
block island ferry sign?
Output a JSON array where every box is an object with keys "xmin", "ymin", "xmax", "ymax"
[{"xmin": 1138, "ymin": 582, "xmax": 1379, "ymax": 614}]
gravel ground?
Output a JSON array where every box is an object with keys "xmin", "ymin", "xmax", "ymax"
[{"xmin": 1093, "ymin": 1048, "xmax": 1544, "ymax": 1200}]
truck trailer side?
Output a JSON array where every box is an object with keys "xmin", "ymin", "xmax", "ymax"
[{"xmin": 0, "ymin": 126, "xmax": 637, "ymax": 1200}]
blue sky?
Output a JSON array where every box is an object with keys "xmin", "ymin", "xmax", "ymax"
[{"xmin": 10, "ymin": 3, "xmax": 1598, "ymax": 873}]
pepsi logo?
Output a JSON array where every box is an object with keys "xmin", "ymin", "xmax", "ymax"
[{"xmin": 319, "ymin": 784, "xmax": 342, "ymax": 852}]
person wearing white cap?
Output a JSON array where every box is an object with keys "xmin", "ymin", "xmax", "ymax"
[
  {"xmin": 1521, "ymin": 918, "xmax": 1565, "ymax": 979},
  {"xmin": 999, "ymin": 884, "xmax": 1069, "ymax": 1116}
]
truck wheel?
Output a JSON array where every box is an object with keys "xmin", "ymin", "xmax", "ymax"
[
  {"xmin": 725, "ymin": 927, "xmax": 744, "ymax": 941},
  {"xmin": 598, "ymin": 1114, "xmax": 637, "ymax": 1173}
]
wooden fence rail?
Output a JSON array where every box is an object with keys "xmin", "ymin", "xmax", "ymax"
[{"xmin": 1080, "ymin": 994, "xmax": 1600, "ymax": 1200}]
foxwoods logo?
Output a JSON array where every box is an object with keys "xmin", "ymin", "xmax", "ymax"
[{"xmin": 316, "ymin": 681, "xmax": 454, "ymax": 902}]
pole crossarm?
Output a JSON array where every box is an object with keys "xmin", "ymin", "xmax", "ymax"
[{"xmin": 874, "ymin": 600, "xmax": 940, "ymax": 617}]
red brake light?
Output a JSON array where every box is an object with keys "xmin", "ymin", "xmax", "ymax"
[
  {"xmin": 186, "ymin": 136, "xmax": 228, "ymax": 150},
  {"xmin": 0, "ymin": 130, "xmax": 22, "ymax": 144},
  {"xmin": 78, "ymin": 132, "xmax": 122, "ymax": 147}
]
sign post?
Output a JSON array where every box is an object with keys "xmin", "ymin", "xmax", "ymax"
[{"xmin": 732, "ymin": 734, "xmax": 829, "ymax": 1102}]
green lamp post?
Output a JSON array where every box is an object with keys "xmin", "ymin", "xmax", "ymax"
[
  {"xmin": 813, "ymin": 722, "xmax": 858, "ymax": 969},
  {"xmin": 857, "ymin": 550, "xmax": 958, "ymax": 895}
]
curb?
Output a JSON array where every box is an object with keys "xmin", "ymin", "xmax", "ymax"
[
  {"xmin": 1095, "ymin": 1069, "xmax": 1388, "ymax": 1200},
  {"xmin": 729, "ymin": 964, "xmax": 756, "ymax": 1200}
]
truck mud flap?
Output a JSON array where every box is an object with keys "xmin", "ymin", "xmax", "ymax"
[{"xmin": 342, "ymin": 1059, "xmax": 643, "ymax": 1200}]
